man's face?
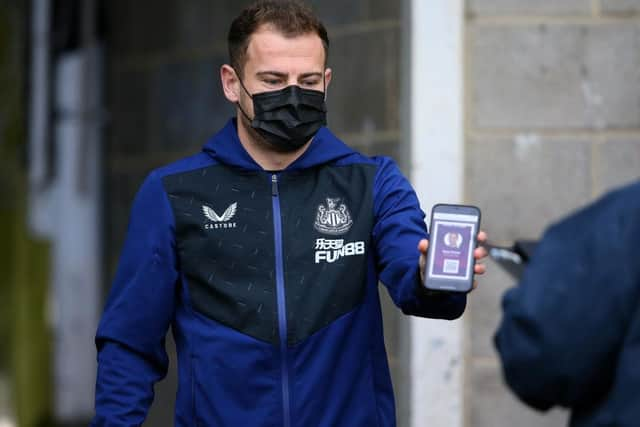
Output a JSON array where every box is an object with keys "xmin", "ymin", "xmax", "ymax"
[{"xmin": 225, "ymin": 25, "xmax": 331, "ymax": 119}]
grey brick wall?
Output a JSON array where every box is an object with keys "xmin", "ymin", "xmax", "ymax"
[
  {"xmin": 104, "ymin": 1, "xmax": 407, "ymax": 425},
  {"xmin": 468, "ymin": 0, "xmax": 592, "ymax": 16},
  {"xmin": 602, "ymin": 0, "xmax": 640, "ymax": 13},
  {"xmin": 465, "ymin": 1, "xmax": 640, "ymax": 426},
  {"xmin": 471, "ymin": 23, "xmax": 640, "ymax": 130}
]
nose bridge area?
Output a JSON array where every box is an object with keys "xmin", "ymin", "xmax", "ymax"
[{"xmin": 287, "ymin": 75, "xmax": 300, "ymax": 87}]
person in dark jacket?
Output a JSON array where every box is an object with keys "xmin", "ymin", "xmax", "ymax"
[
  {"xmin": 495, "ymin": 180, "xmax": 640, "ymax": 427},
  {"xmin": 92, "ymin": 1, "xmax": 488, "ymax": 426}
]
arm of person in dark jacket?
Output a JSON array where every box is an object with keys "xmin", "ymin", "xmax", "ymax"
[
  {"xmin": 494, "ymin": 190, "xmax": 639, "ymax": 411},
  {"xmin": 372, "ymin": 156, "xmax": 466, "ymax": 320},
  {"xmin": 91, "ymin": 171, "xmax": 179, "ymax": 426}
]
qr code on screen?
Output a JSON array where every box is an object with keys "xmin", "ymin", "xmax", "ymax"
[{"xmin": 443, "ymin": 259, "xmax": 460, "ymax": 274}]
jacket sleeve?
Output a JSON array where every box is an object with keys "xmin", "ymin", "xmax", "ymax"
[
  {"xmin": 92, "ymin": 171, "xmax": 179, "ymax": 426},
  {"xmin": 372, "ymin": 157, "xmax": 466, "ymax": 320},
  {"xmin": 494, "ymin": 192, "xmax": 639, "ymax": 411}
]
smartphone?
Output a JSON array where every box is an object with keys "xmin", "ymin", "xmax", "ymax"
[{"xmin": 423, "ymin": 204, "xmax": 481, "ymax": 293}]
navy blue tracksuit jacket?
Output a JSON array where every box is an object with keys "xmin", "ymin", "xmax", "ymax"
[
  {"xmin": 92, "ymin": 119, "xmax": 466, "ymax": 426},
  {"xmin": 495, "ymin": 180, "xmax": 640, "ymax": 427}
]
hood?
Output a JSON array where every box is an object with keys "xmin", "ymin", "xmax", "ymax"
[{"xmin": 202, "ymin": 119, "xmax": 356, "ymax": 171}]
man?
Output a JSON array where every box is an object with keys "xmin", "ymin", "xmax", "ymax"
[
  {"xmin": 495, "ymin": 180, "xmax": 640, "ymax": 427},
  {"xmin": 93, "ymin": 1, "xmax": 487, "ymax": 426},
  {"xmin": 445, "ymin": 231, "xmax": 463, "ymax": 249}
]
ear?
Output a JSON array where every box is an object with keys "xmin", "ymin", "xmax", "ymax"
[
  {"xmin": 221, "ymin": 64, "xmax": 240, "ymax": 103},
  {"xmin": 324, "ymin": 68, "xmax": 333, "ymax": 91}
]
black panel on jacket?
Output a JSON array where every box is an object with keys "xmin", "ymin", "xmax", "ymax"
[
  {"xmin": 163, "ymin": 165, "xmax": 279, "ymax": 345},
  {"xmin": 278, "ymin": 164, "xmax": 376, "ymax": 345}
]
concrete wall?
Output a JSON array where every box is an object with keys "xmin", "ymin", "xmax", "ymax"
[
  {"xmin": 103, "ymin": 1, "xmax": 408, "ymax": 424},
  {"xmin": 465, "ymin": 1, "xmax": 640, "ymax": 426}
]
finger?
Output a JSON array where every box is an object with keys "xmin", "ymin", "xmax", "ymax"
[
  {"xmin": 419, "ymin": 251, "xmax": 426, "ymax": 270},
  {"xmin": 474, "ymin": 246, "xmax": 488, "ymax": 260},
  {"xmin": 477, "ymin": 230, "xmax": 488, "ymax": 243},
  {"xmin": 474, "ymin": 263, "xmax": 486, "ymax": 275},
  {"xmin": 418, "ymin": 239, "xmax": 428, "ymax": 283},
  {"xmin": 417, "ymin": 239, "xmax": 429, "ymax": 254}
]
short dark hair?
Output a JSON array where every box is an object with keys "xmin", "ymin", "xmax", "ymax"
[{"xmin": 228, "ymin": 0, "xmax": 330, "ymax": 77}]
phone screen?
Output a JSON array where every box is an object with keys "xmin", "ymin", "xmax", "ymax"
[{"xmin": 427, "ymin": 211, "xmax": 478, "ymax": 283}]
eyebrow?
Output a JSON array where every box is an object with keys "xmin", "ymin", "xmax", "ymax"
[
  {"xmin": 256, "ymin": 71, "xmax": 287, "ymax": 78},
  {"xmin": 299, "ymin": 72, "xmax": 323, "ymax": 79},
  {"xmin": 256, "ymin": 71, "xmax": 323, "ymax": 79}
]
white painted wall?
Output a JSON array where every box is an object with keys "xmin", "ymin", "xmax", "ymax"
[
  {"xmin": 407, "ymin": 1, "xmax": 466, "ymax": 426},
  {"xmin": 28, "ymin": 0, "xmax": 103, "ymax": 420},
  {"xmin": 51, "ymin": 48, "xmax": 102, "ymax": 420}
]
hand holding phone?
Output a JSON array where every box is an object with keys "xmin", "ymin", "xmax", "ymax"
[{"xmin": 422, "ymin": 204, "xmax": 482, "ymax": 293}]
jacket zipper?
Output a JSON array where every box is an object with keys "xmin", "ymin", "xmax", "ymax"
[{"xmin": 271, "ymin": 173, "xmax": 292, "ymax": 427}]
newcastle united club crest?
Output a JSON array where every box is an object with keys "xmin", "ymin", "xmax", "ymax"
[{"xmin": 314, "ymin": 197, "xmax": 353, "ymax": 235}]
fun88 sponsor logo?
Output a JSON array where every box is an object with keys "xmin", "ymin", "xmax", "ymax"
[{"xmin": 314, "ymin": 238, "xmax": 366, "ymax": 264}]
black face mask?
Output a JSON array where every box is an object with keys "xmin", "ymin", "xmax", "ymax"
[{"xmin": 237, "ymin": 76, "xmax": 328, "ymax": 152}]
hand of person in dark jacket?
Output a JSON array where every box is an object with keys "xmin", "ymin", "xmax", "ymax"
[{"xmin": 418, "ymin": 231, "xmax": 488, "ymax": 290}]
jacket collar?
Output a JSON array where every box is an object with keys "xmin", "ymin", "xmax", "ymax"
[{"xmin": 202, "ymin": 119, "xmax": 355, "ymax": 171}]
